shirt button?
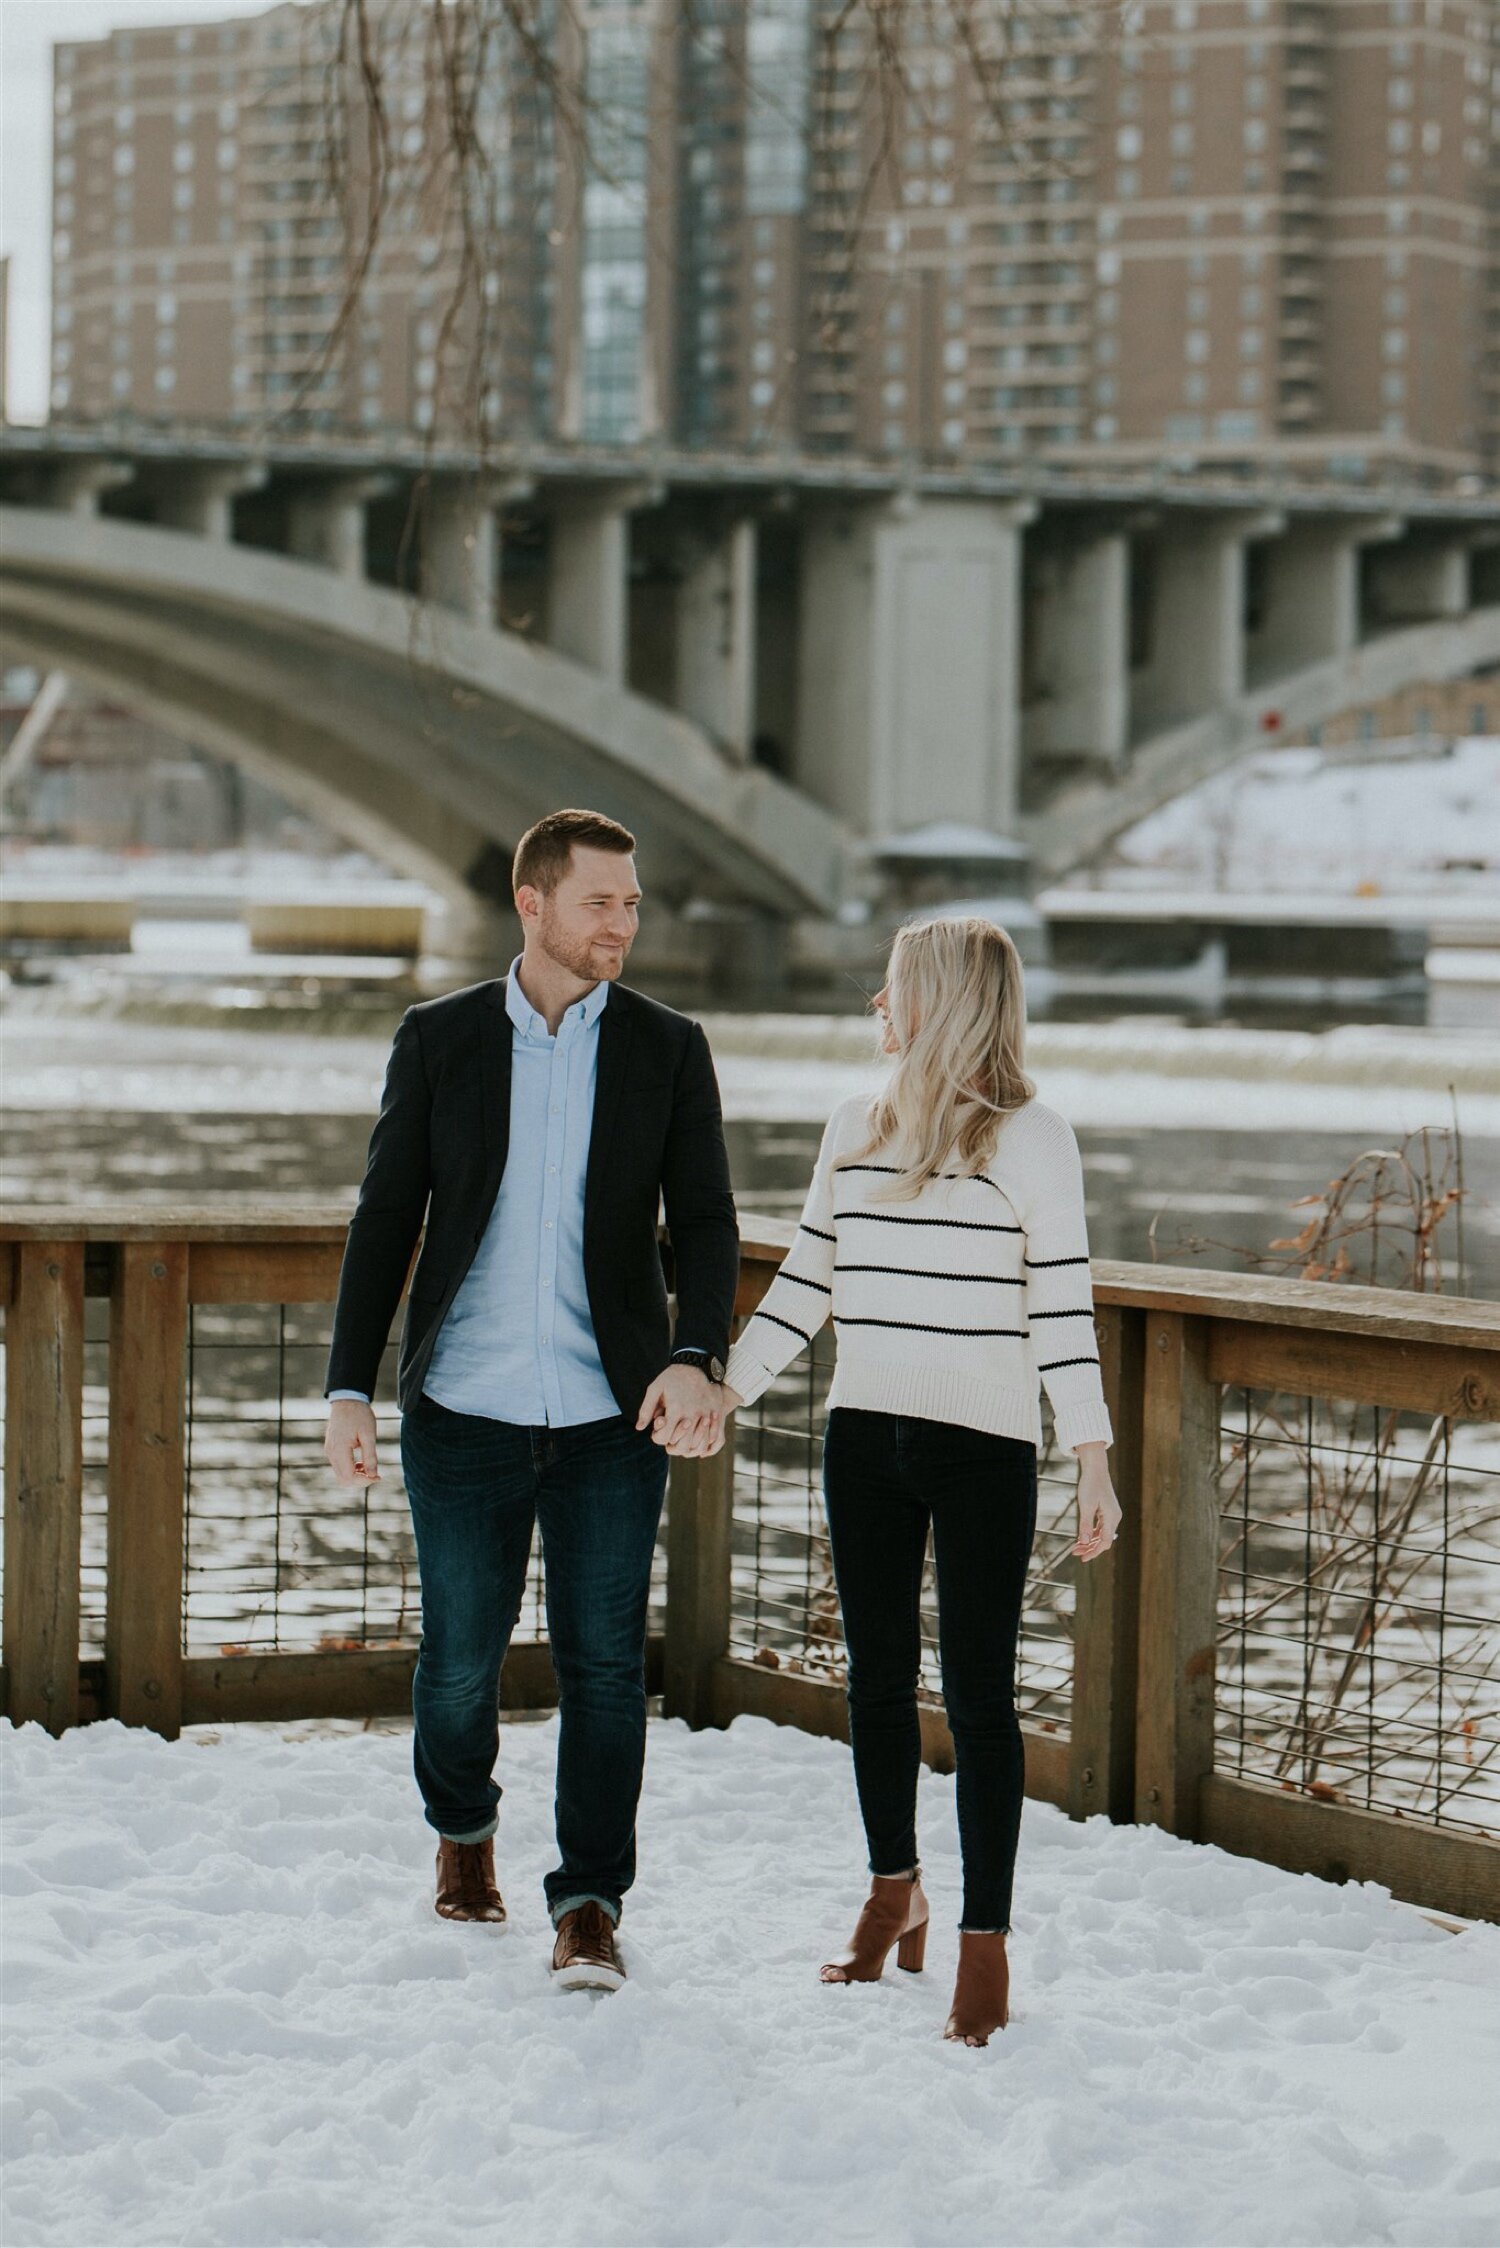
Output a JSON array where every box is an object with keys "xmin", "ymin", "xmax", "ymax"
[
  {"xmin": 547, "ymin": 1165, "xmax": 557, "ymax": 1174},
  {"xmin": 545, "ymin": 1220, "xmax": 553, "ymax": 1229}
]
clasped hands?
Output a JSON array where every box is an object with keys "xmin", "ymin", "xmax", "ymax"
[{"xmin": 635, "ymin": 1363, "xmax": 742, "ymax": 1458}]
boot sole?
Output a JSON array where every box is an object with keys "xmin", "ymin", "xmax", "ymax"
[{"xmin": 551, "ymin": 1960, "xmax": 625, "ymax": 1993}]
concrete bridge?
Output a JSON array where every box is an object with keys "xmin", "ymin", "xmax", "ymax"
[{"xmin": 2, "ymin": 428, "xmax": 1497, "ymax": 966}]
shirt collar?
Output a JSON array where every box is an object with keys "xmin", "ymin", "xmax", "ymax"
[{"xmin": 505, "ymin": 956, "xmax": 610, "ymax": 1041}]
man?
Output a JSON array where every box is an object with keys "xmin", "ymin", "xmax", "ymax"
[{"xmin": 324, "ymin": 808, "xmax": 737, "ymax": 1992}]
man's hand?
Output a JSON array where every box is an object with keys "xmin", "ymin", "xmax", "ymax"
[
  {"xmin": 324, "ymin": 1397, "xmax": 380, "ymax": 1485},
  {"xmin": 636, "ymin": 1363, "xmax": 724, "ymax": 1457}
]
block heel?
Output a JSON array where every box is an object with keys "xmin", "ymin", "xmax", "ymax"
[{"xmin": 821, "ymin": 1868, "xmax": 930, "ymax": 1984}]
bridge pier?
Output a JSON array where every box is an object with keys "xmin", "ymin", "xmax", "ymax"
[
  {"xmin": 1022, "ymin": 525, "xmax": 1130, "ymax": 771},
  {"xmin": 675, "ymin": 516, "xmax": 757, "ymax": 761},
  {"xmin": 418, "ymin": 473, "xmax": 517, "ymax": 623},
  {"xmin": 416, "ymin": 888, "xmax": 515, "ymax": 987},
  {"xmin": 1363, "ymin": 531, "xmax": 1472, "ymax": 627},
  {"xmin": 547, "ymin": 489, "xmax": 654, "ymax": 682},
  {"xmin": 1131, "ymin": 509, "xmax": 1282, "ymax": 736},
  {"xmin": 153, "ymin": 464, "xmax": 267, "ymax": 541},
  {"xmin": 286, "ymin": 473, "xmax": 393, "ymax": 580},
  {"xmin": 1248, "ymin": 515, "xmax": 1403, "ymax": 678},
  {"xmin": 797, "ymin": 496, "xmax": 1033, "ymax": 837},
  {"xmin": 34, "ymin": 458, "xmax": 133, "ymax": 516}
]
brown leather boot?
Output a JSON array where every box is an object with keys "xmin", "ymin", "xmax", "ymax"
[
  {"xmin": 434, "ymin": 1837, "xmax": 507, "ymax": 1924},
  {"xmin": 943, "ymin": 1931, "xmax": 1009, "ymax": 2045},
  {"xmin": 551, "ymin": 1901, "xmax": 626, "ymax": 1993},
  {"xmin": 821, "ymin": 1869, "xmax": 929, "ymax": 1984}
]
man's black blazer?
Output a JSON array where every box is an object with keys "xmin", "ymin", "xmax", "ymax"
[{"xmin": 325, "ymin": 976, "xmax": 740, "ymax": 1417}]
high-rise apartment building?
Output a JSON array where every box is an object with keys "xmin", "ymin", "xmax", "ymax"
[{"xmin": 49, "ymin": 0, "xmax": 1500, "ymax": 483}]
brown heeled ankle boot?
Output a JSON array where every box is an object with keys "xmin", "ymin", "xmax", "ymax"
[
  {"xmin": 943, "ymin": 1930, "xmax": 1009, "ymax": 2045},
  {"xmin": 821, "ymin": 1869, "xmax": 929, "ymax": 1984}
]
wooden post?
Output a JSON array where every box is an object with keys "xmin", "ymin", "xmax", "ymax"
[
  {"xmin": 662, "ymin": 1431, "xmax": 735, "ymax": 1729},
  {"xmin": 3, "ymin": 1241, "xmax": 86, "ymax": 1732},
  {"xmin": 105, "ymin": 1241, "xmax": 190, "ymax": 1736},
  {"xmin": 1068, "ymin": 1302, "xmax": 1145, "ymax": 1824},
  {"xmin": 1134, "ymin": 1311, "xmax": 1221, "ymax": 1839}
]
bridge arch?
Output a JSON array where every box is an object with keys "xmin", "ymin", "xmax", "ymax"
[{"xmin": 0, "ymin": 508, "xmax": 851, "ymax": 943}]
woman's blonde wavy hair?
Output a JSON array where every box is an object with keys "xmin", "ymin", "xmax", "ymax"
[{"xmin": 843, "ymin": 916, "xmax": 1035, "ymax": 1200}]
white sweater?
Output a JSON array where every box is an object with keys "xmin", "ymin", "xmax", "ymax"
[{"xmin": 724, "ymin": 1094, "xmax": 1114, "ymax": 1457}]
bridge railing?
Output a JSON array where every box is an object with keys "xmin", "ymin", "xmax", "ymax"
[{"xmin": 2, "ymin": 1210, "xmax": 1496, "ymax": 1922}]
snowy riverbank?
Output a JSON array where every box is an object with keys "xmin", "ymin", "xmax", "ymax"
[{"xmin": 4, "ymin": 1715, "xmax": 1498, "ymax": 2248}]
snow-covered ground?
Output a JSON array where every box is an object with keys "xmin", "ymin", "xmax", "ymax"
[
  {"xmin": 4, "ymin": 1715, "xmax": 1498, "ymax": 2248},
  {"xmin": 1097, "ymin": 737, "xmax": 1500, "ymax": 897}
]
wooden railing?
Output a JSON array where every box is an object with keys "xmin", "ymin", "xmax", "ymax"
[{"xmin": 2, "ymin": 1208, "xmax": 1497, "ymax": 1924}]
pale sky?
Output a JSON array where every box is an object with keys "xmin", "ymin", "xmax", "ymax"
[{"xmin": 0, "ymin": 0, "xmax": 291, "ymax": 423}]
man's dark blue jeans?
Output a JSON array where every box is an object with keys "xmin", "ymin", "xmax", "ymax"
[{"xmin": 399, "ymin": 1391, "xmax": 668, "ymax": 1926}]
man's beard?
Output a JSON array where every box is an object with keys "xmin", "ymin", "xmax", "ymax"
[{"xmin": 538, "ymin": 913, "xmax": 630, "ymax": 983}]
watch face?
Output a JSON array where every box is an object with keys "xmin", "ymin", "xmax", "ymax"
[{"xmin": 710, "ymin": 1356, "xmax": 726, "ymax": 1384}]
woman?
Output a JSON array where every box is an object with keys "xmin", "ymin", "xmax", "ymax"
[{"xmin": 720, "ymin": 917, "xmax": 1121, "ymax": 2047}]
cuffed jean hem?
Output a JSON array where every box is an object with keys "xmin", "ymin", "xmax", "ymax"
[
  {"xmin": 958, "ymin": 1923, "xmax": 1011, "ymax": 1936},
  {"xmin": 438, "ymin": 1817, "xmax": 499, "ymax": 1845},
  {"xmin": 548, "ymin": 1890, "xmax": 620, "ymax": 1928}
]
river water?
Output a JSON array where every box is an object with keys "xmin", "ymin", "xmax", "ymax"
[
  {"xmin": 3, "ymin": 967, "xmax": 1497, "ymax": 1841},
  {"xmin": 3, "ymin": 973, "xmax": 1497, "ymax": 1291}
]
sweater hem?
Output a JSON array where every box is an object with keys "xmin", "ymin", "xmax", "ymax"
[{"xmin": 827, "ymin": 1362, "xmax": 1045, "ymax": 1448}]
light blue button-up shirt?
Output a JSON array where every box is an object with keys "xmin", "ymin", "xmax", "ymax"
[{"xmin": 420, "ymin": 959, "xmax": 620, "ymax": 1427}]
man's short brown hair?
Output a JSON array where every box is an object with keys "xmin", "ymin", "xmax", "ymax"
[{"xmin": 512, "ymin": 809, "xmax": 636, "ymax": 897}]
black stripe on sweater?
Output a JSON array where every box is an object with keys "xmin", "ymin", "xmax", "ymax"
[
  {"xmin": 800, "ymin": 1223, "xmax": 835, "ymax": 1243},
  {"xmin": 778, "ymin": 1270, "xmax": 833, "ymax": 1296},
  {"xmin": 1029, "ymin": 1305, "xmax": 1096, "ymax": 1319},
  {"xmin": 834, "ymin": 1317, "xmax": 1030, "ymax": 1338},
  {"xmin": 835, "ymin": 1264, "xmax": 1024, "ymax": 1285},
  {"xmin": 836, "ymin": 1165, "xmax": 1009, "ymax": 1192},
  {"xmin": 834, "ymin": 1211, "xmax": 1022, "ymax": 1233},
  {"xmin": 752, "ymin": 1310, "xmax": 814, "ymax": 1345},
  {"xmin": 1024, "ymin": 1254, "xmax": 1089, "ymax": 1268},
  {"xmin": 1037, "ymin": 1355, "xmax": 1101, "ymax": 1372}
]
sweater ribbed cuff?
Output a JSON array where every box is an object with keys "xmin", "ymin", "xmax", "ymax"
[
  {"xmin": 722, "ymin": 1342, "xmax": 777, "ymax": 1410},
  {"xmin": 1054, "ymin": 1399, "xmax": 1115, "ymax": 1456}
]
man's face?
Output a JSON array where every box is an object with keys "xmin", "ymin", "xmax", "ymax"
[{"xmin": 529, "ymin": 846, "xmax": 641, "ymax": 983}]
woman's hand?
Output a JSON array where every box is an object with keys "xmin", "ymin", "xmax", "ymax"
[
  {"xmin": 656, "ymin": 1382, "xmax": 745, "ymax": 1459},
  {"xmin": 1070, "ymin": 1439, "xmax": 1120, "ymax": 1563}
]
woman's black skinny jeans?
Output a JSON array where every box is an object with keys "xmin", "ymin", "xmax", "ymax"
[{"xmin": 821, "ymin": 1407, "xmax": 1039, "ymax": 1934}]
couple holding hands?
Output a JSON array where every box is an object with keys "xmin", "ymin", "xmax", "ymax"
[{"xmin": 323, "ymin": 808, "xmax": 1120, "ymax": 2049}]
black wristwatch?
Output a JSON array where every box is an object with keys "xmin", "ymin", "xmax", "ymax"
[{"xmin": 671, "ymin": 1348, "xmax": 726, "ymax": 1383}]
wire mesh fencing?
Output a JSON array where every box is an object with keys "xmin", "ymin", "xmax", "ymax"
[
  {"xmin": 725, "ymin": 1329, "xmax": 1081, "ymax": 1737},
  {"xmin": 1216, "ymin": 1387, "xmax": 1499, "ymax": 1837},
  {"xmin": 178, "ymin": 1301, "xmax": 668, "ymax": 1661}
]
